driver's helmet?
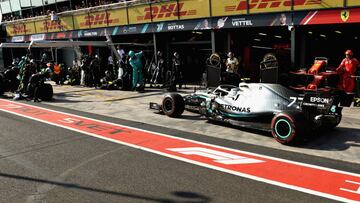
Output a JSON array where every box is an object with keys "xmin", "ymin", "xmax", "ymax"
[{"xmin": 229, "ymin": 88, "xmax": 239, "ymax": 97}]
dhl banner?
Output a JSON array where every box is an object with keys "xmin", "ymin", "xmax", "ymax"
[
  {"xmin": 24, "ymin": 22, "xmax": 36, "ymax": 35},
  {"xmin": 59, "ymin": 16, "xmax": 74, "ymax": 31},
  {"xmin": 128, "ymin": 5, "xmax": 152, "ymax": 24},
  {"xmin": 129, "ymin": 0, "xmax": 209, "ymax": 23},
  {"xmin": 148, "ymin": 1, "xmax": 179, "ymax": 22},
  {"xmin": 211, "ymin": 0, "xmax": 247, "ymax": 17},
  {"xmin": 179, "ymin": 0, "xmax": 210, "ymax": 20},
  {"xmin": 6, "ymin": 22, "xmax": 35, "ymax": 36},
  {"xmin": 73, "ymin": 13, "xmax": 90, "ymax": 30},
  {"xmin": 107, "ymin": 8, "xmax": 127, "ymax": 26},
  {"xmin": 293, "ymin": 0, "xmax": 343, "ymax": 11},
  {"xmin": 34, "ymin": 20, "xmax": 47, "ymax": 33},
  {"xmin": 347, "ymin": 0, "xmax": 360, "ymax": 7},
  {"xmin": 211, "ymin": 0, "xmax": 344, "ymax": 16}
]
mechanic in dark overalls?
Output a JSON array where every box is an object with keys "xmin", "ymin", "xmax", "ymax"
[
  {"xmin": 168, "ymin": 52, "xmax": 183, "ymax": 91},
  {"xmin": 26, "ymin": 68, "xmax": 52, "ymax": 102},
  {"xmin": 151, "ymin": 51, "xmax": 165, "ymax": 85}
]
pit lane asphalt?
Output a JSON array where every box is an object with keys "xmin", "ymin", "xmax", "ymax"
[
  {"xmin": 42, "ymin": 84, "xmax": 360, "ymax": 165},
  {"xmin": 0, "ymin": 99, "xmax": 356, "ymax": 203}
]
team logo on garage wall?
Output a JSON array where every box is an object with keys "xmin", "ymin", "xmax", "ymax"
[{"xmin": 341, "ymin": 10, "xmax": 350, "ymax": 22}]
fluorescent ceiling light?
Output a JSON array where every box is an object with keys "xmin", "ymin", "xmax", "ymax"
[
  {"xmin": 274, "ymin": 35, "xmax": 282, "ymax": 38},
  {"xmin": 335, "ymin": 30, "xmax": 342, "ymax": 34},
  {"xmin": 308, "ymin": 31, "xmax": 313, "ymax": 34},
  {"xmin": 320, "ymin": 34, "xmax": 326, "ymax": 38},
  {"xmin": 254, "ymin": 39, "xmax": 261, "ymax": 41},
  {"xmin": 258, "ymin": 33, "xmax": 267, "ymax": 36}
]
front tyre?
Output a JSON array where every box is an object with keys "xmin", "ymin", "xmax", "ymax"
[
  {"xmin": 162, "ymin": 93, "xmax": 185, "ymax": 118},
  {"xmin": 271, "ymin": 113, "xmax": 305, "ymax": 145}
]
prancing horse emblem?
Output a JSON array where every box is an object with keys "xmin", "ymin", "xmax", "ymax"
[{"xmin": 341, "ymin": 10, "xmax": 350, "ymax": 22}]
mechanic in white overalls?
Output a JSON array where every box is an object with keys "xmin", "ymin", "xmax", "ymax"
[{"xmin": 224, "ymin": 52, "xmax": 240, "ymax": 85}]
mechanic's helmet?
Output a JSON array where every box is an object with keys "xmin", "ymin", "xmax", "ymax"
[
  {"xmin": 30, "ymin": 59, "xmax": 35, "ymax": 64},
  {"xmin": 157, "ymin": 51, "xmax": 162, "ymax": 57},
  {"xmin": 227, "ymin": 52, "xmax": 234, "ymax": 58},
  {"xmin": 46, "ymin": 62, "xmax": 52, "ymax": 67},
  {"xmin": 173, "ymin": 52, "xmax": 180, "ymax": 59},
  {"xmin": 95, "ymin": 54, "xmax": 99, "ymax": 59},
  {"xmin": 128, "ymin": 50, "xmax": 135, "ymax": 58},
  {"xmin": 345, "ymin": 50, "xmax": 353, "ymax": 56}
]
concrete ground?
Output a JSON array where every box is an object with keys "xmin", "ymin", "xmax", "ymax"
[{"xmin": 38, "ymin": 83, "xmax": 360, "ymax": 164}]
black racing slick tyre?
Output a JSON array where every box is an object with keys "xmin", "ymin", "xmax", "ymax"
[
  {"xmin": 271, "ymin": 113, "xmax": 305, "ymax": 145},
  {"xmin": 162, "ymin": 93, "xmax": 185, "ymax": 118},
  {"xmin": 38, "ymin": 83, "xmax": 53, "ymax": 101}
]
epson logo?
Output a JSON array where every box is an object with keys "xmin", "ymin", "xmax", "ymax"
[{"xmin": 310, "ymin": 97, "xmax": 330, "ymax": 104}]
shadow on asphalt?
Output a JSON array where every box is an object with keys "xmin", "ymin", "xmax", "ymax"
[
  {"xmin": 103, "ymin": 91, "xmax": 165, "ymax": 102},
  {"xmin": 53, "ymin": 88, "xmax": 96, "ymax": 94},
  {"xmin": 0, "ymin": 172, "xmax": 211, "ymax": 203},
  {"xmin": 299, "ymin": 127, "xmax": 360, "ymax": 151}
]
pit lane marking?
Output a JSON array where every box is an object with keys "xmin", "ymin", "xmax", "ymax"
[{"xmin": 0, "ymin": 99, "xmax": 359, "ymax": 203}]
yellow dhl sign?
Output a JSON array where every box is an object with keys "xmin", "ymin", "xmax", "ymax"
[
  {"xmin": 74, "ymin": 11, "xmax": 122, "ymax": 29},
  {"xmin": 4, "ymin": 0, "xmax": 352, "ymax": 36},
  {"xmin": 212, "ymin": 0, "xmax": 344, "ymax": 15},
  {"xmin": 347, "ymin": 0, "xmax": 360, "ymax": 7},
  {"xmin": 130, "ymin": 0, "xmax": 206, "ymax": 23},
  {"xmin": 6, "ymin": 22, "xmax": 36, "ymax": 36}
]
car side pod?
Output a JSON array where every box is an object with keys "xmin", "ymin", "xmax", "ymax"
[{"xmin": 270, "ymin": 112, "xmax": 306, "ymax": 145}]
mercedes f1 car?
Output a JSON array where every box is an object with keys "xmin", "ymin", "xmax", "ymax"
[{"xmin": 150, "ymin": 83, "xmax": 353, "ymax": 145}]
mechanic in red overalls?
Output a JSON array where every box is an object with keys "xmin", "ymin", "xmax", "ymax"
[{"xmin": 336, "ymin": 50, "xmax": 360, "ymax": 93}]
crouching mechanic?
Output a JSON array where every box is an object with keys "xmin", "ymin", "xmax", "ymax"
[
  {"xmin": 26, "ymin": 68, "xmax": 52, "ymax": 102},
  {"xmin": 128, "ymin": 50, "xmax": 145, "ymax": 91},
  {"xmin": 336, "ymin": 50, "xmax": 360, "ymax": 93}
]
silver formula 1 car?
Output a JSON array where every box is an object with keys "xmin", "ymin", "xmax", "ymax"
[{"xmin": 150, "ymin": 83, "xmax": 353, "ymax": 145}]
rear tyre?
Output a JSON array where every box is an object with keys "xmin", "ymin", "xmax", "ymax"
[
  {"xmin": 162, "ymin": 93, "xmax": 185, "ymax": 118},
  {"xmin": 38, "ymin": 83, "xmax": 53, "ymax": 101},
  {"xmin": 271, "ymin": 113, "xmax": 305, "ymax": 145}
]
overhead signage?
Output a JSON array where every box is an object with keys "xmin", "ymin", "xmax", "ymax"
[
  {"xmin": 30, "ymin": 34, "xmax": 45, "ymax": 41},
  {"xmin": 348, "ymin": 0, "xmax": 360, "ymax": 7},
  {"xmin": 300, "ymin": 8, "xmax": 360, "ymax": 25},
  {"xmin": 11, "ymin": 36, "xmax": 25, "ymax": 42},
  {"xmin": 6, "ymin": 23, "xmax": 27, "ymax": 36},
  {"xmin": 211, "ymin": 0, "xmax": 344, "ymax": 16}
]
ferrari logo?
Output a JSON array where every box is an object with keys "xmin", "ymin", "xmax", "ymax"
[{"xmin": 341, "ymin": 10, "xmax": 350, "ymax": 22}]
